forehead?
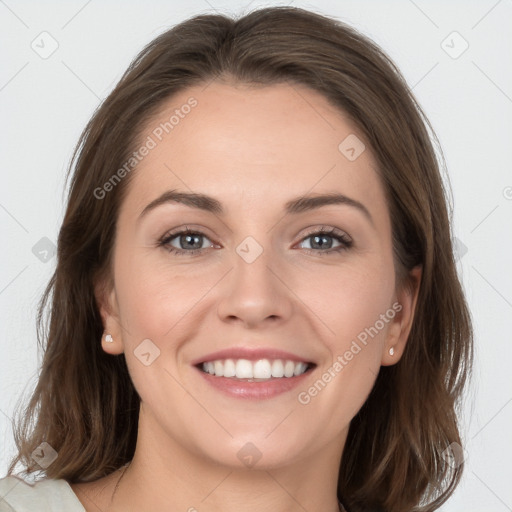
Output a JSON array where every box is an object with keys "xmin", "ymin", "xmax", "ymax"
[{"xmin": 122, "ymin": 81, "xmax": 388, "ymax": 222}]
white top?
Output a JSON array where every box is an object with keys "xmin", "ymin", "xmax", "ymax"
[{"xmin": 0, "ymin": 476, "xmax": 85, "ymax": 511}]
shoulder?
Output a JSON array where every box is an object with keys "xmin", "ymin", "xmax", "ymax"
[{"xmin": 0, "ymin": 475, "xmax": 85, "ymax": 512}]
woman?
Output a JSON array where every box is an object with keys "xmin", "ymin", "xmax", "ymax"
[{"xmin": 0, "ymin": 6, "xmax": 473, "ymax": 512}]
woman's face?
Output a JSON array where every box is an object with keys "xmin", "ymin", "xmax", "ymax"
[{"xmin": 100, "ymin": 81, "xmax": 419, "ymax": 470}]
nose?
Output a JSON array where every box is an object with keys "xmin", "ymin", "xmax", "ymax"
[{"xmin": 216, "ymin": 245, "xmax": 294, "ymax": 329}]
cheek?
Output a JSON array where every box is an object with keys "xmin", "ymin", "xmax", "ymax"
[
  {"xmin": 113, "ymin": 245, "xmax": 216, "ymax": 338},
  {"xmin": 294, "ymin": 267, "xmax": 396, "ymax": 431},
  {"xmin": 296, "ymin": 256, "xmax": 395, "ymax": 350}
]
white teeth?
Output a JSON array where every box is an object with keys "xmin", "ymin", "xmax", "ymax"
[
  {"xmin": 235, "ymin": 359, "xmax": 253, "ymax": 378},
  {"xmin": 271, "ymin": 360, "xmax": 284, "ymax": 378},
  {"xmin": 284, "ymin": 360, "xmax": 295, "ymax": 377},
  {"xmin": 294, "ymin": 362, "xmax": 307, "ymax": 376},
  {"xmin": 204, "ymin": 362, "xmax": 215, "ymax": 375},
  {"xmin": 214, "ymin": 360, "xmax": 224, "ymax": 377},
  {"xmin": 253, "ymin": 359, "xmax": 272, "ymax": 379},
  {"xmin": 200, "ymin": 358, "xmax": 310, "ymax": 379},
  {"xmin": 223, "ymin": 359, "xmax": 236, "ymax": 378}
]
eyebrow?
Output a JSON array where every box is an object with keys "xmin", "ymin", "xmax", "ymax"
[{"xmin": 138, "ymin": 189, "xmax": 373, "ymax": 225}]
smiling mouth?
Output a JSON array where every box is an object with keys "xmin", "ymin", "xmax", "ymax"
[{"xmin": 196, "ymin": 358, "xmax": 316, "ymax": 381}]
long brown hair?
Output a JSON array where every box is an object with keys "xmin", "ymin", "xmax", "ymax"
[{"xmin": 8, "ymin": 7, "xmax": 473, "ymax": 511}]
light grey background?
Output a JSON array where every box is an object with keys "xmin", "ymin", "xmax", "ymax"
[{"xmin": 1, "ymin": 0, "xmax": 511, "ymax": 510}]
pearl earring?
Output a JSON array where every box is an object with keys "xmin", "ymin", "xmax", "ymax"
[
  {"xmin": 105, "ymin": 334, "xmax": 114, "ymax": 343},
  {"xmin": 389, "ymin": 347, "xmax": 395, "ymax": 356}
]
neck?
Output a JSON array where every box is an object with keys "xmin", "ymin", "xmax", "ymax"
[{"xmin": 108, "ymin": 409, "xmax": 346, "ymax": 512}]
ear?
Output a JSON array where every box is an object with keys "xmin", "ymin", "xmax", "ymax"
[
  {"xmin": 381, "ymin": 265, "xmax": 422, "ymax": 366},
  {"xmin": 94, "ymin": 274, "xmax": 125, "ymax": 356}
]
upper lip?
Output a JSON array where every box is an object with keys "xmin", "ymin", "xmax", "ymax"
[{"xmin": 191, "ymin": 347, "xmax": 316, "ymax": 366}]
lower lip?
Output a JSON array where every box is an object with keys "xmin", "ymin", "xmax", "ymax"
[{"xmin": 195, "ymin": 366, "xmax": 313, "ymax": 400}]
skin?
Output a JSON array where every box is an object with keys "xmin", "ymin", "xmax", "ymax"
[{"xmin": 71, "ymin": 81, "xmax": 421, "ymax": 512}]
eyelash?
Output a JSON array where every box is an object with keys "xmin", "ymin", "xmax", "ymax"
[{"xmin": 157, "ymin": 225, "xmax": 353, "ymax": 257}]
